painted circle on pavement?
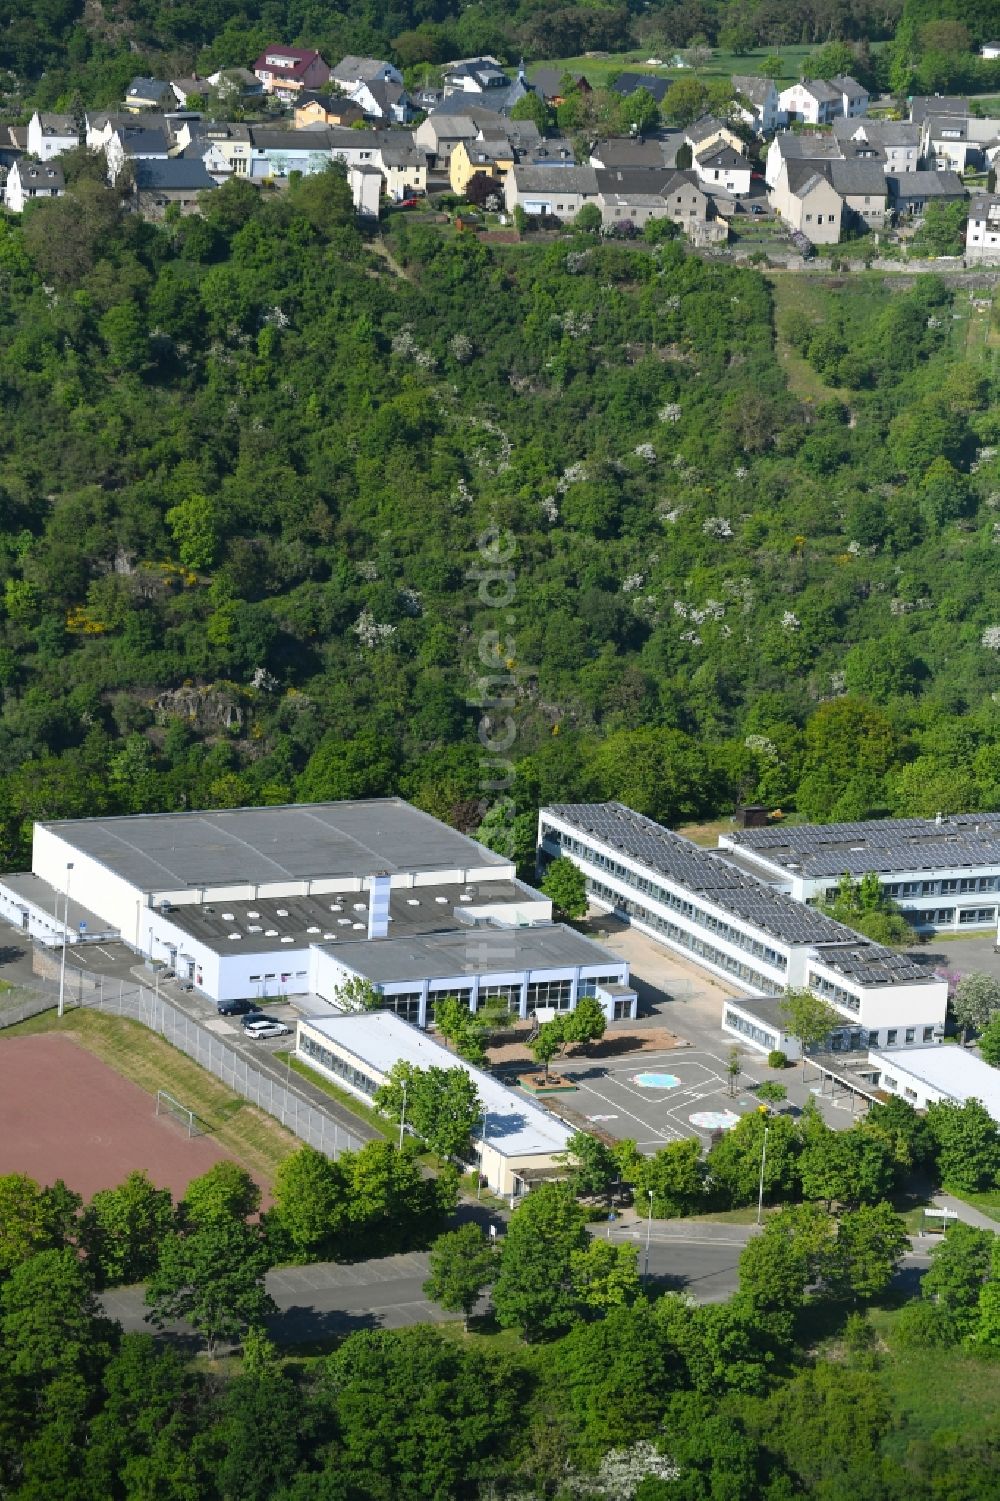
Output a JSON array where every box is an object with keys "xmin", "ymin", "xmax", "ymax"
[
  {"xmin": 689, "ymin": 1109, "xmax": 741, "ymax": 1131},
  {"xmin": 632, "ymin": 1072, "xmax": 681, "ymax": 1089}
]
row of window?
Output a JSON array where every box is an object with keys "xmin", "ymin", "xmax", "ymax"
[
  {"xmin": 300, "ymin": 1033, "xmax": 378, "ymax": 1097},
  {"xmin": 808, "ymin": 970, "xmax": 861, "ymax": 1015},
  {"xmin": 724, "ymin": 1008, "xmax": 778, "ymax": 1051},
  {"xmin": 876, "ymin": 876, "xmax": 1000, "ymax": 898},
  {"xmin": 547, "ymin": 828, "xmax": 787, "ymax": 972},
  {"xmin": 588, "ymin": 877, "xmax": 779, "ymax": 993}
]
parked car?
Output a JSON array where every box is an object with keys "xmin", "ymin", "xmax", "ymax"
[
  {"xmin": 218, "ymin": 998, "xmax": 255, "ymax": 1017},
  {"xmin": 750, "ymin": 203, "xmax": 766, "ymax": 215},
  {"xmin": 398, "ymin": 195, "xmax": 420, "ymax": 209},
  {"xmin": 243, "ymin": 1018, "xmax": 291, "ymax": 1039}
]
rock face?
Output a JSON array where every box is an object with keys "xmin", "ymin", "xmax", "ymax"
[{"xmin": 153, "ymin": 684, "xmax": 243, "ymax": 731}]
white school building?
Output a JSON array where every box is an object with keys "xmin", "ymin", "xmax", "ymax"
[{"xmin": 538, "ymin": 802, "xmax": 948, "ymax": 1057}]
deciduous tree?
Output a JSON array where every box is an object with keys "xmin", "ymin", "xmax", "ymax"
[{"xmin": 423, "ymin": 1222, "xmax": 496, "ymax": 1327}]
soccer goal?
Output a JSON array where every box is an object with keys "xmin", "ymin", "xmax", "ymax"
[{"xmin": 155, "ymin": 1089, "xmax": 203, "ymax": 1138}]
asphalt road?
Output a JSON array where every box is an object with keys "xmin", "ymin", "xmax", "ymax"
[{"xmin": 100, "ymin": 1226, "xmax": 934, "ymax": 1346}]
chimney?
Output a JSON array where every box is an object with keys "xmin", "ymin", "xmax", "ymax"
[
  {"xmin": 367, "ymin": 872, "xmax": 391, "ymax": 939},
  {"xmin": 935, "ymin": 811, "xmax": 943, "ymax": 827}
]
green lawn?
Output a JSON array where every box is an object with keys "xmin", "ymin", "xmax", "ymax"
[
  {"xmin": 3, "ymin": 1007, "xmax": 298, "ymax": 1181},
  {"xmin": 539, "ymin": 44, "xmax": 817, "ymax": 88},
  {"xmin": 278, "ymin": 1049, "xmax": 391, "ymax": 1138},
  {"xmin": 869, "ymin": 1306, "xmax": 1000, "ymax": 1457}
]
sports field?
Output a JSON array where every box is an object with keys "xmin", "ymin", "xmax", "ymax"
[{"xmin": 0, "ymin": 1033, "xmax": 237, "ymax": 1198}]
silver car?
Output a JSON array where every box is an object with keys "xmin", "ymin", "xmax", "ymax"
[{"xmin": 242, "ymin": 1018, "xmax": 290, "ymax": 1039}]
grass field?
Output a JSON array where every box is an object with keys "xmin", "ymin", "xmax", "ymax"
[
  {"xmin": 3, "ymin": 1008, "xmax": 298, "ymax": 1182},
  {"xmin": 279, "ymin": 1049, "xmax": 390, "ymax": 1139},
  {"xmin": 539, "ymin": 44, "xmax": 817, "ymax": 89},
  {"xmin": 869, "ymin": 1306, "xmax": 1000, "ymax": 1456},
  {"xmin": 767, "ymin": 273, "xmax": 849, "ymax": 402}
]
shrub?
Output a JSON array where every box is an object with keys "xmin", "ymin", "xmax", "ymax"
[{"xmin": 767, "ymin": 1050, "xmax": 788, "ymax": 1070}]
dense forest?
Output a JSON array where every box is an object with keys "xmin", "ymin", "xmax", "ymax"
[
  {"xmin": 3, "ymin": 1127, "xmax": 1000, "ymax": 1501},
  {"xmin": 0, "ymin": 169, "xmax": 999, "ymax": 864},
  {"xmin": 4, "ymin": 0, "xmax": 1000, "ymax": 110}
]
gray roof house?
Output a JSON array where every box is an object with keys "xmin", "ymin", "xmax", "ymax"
[
  {"xmin": 609, "ymin": 72, "xmax": 671, "ymax": 104},
  {"xmin": 330, "ymin": 55, "xmax": 402, "ymax": 91},
  {"xmin": 887, "ymin": 168, "xmax": 966, "ymax": 217},
  {"xmin": 125, "ymin": 77, "xmax": 175, "ymax": 112},
  {"xmin": 505, "ymin": 163, "xmax": 600, "ymax": 218}
]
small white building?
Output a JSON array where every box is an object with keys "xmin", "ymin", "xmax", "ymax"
[
  {"xmin": 329, "ymin": 55, "xmax": 402, "ymax": 94},
  {"xmin": 966, "ymin": 193, "xmax": 1000, "ymax": 262},
  {"xmin": 296, "ymin": 1010, "xmax": 574, "ymax": 1197},
  {"xmin": 4, "ymin": 158, "xmax": 65, "ymax": 212},
  {"xmin": 693, "ymin": 143, "xmax": 752, "ymax": 196},
  {"xmin": 349, "ymin": 163, "xmax": 382, "ymax": 218},
  {"xmin": 869, "ymin": 1044, "xmax": 1000, "ymax": 1121},
  {"xmin": 779, "ymin": 78, "xmax": 843, "ymax": 127},
  {"xmin": 26, "ymin": 111, "xmax": 78, "ymax": 160},
  {"xmin": 732, "ymin": 76, "xmax": 780, "ymax": 135},
  {"xmin": 981, "ymin": 42, "xmax": 1000, "ymax": 60}
]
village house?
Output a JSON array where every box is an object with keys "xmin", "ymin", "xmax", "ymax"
[
  {"xmin": 608, "ymin": 72, "xmax": 671, "ymax": 105},
  {"xmin": 26, "ymin": 111, "xmax": 79, "ymax": 160},
  {"xmin": 594, "ymin": 165, "xmax": 712, "ymax": 231},
  {"xmin": 170, "ymin": 78, "xmax": 213, "ymax": 108},
  {"xmin": 206, "ymin": 67, "xmax": 264, "ymax": 101},
  {"xmin": 829, "ymin": 74, "xmax": 869, "ymax": 118},
  {"xmin": 178, "ymin": 122, "xmax": 253, "ymax": 180},
  {"xmin": 248, "ymin": 126, "xmax": 336, "ymax": 178},
  {"xmin": 3, "ymin": 158, "xmax": 65, "ymax": 212},
  {"xmin": 832, "ymin": 117, "xmax": 920, "ymax": 172},
  {"xmin": 124, "ymin": 77, "xmax": 175, "ymax": 113},
  {"xmin": 770, "ymin": 159, "xmax": 843, "ymax": 242},
  {"xmin": 765, "ymin": 130, "xmax": 841, "ymax": 188},
  {"xmin": 131, "ymin": 158, "xmax": 218, "ymax": 216},
  {"xmin": 966, "ymin": 193, "xmax": 1000, "ymax": 262},
  {"xmin": 530, "ymin": 68, "xmax": 590, "ymax": 104},
  {"xmin": 373, "ymin": 135, "xmax": 427, "ymax": 199},
  {"xmin": 779, "ymin": 78, "xmax": 843, "ymax": 127},
  {"xmin": 922, "ymin": 111, "xmax": 1000, "ymax": 174},
  {"xmin": 685, "ymin": 115, "xmax": 745, "ymax": 157},
  {"xmin": 329, "ymin": 56, "xmax": 402, "ymax": 94},
  {"xmin": 105, "ymin": 123, "xmax": 169, "ymax": 184},
  {"xmin": 350, "ymin": 77, "xmax": 413, "ymax": 124},
  {"xmin": 589, "ymin": 134, "xmax": 683, "ymax": 170},
  {"xmin": 887, "ymin": 169, "xmax": 966, "ymax": 219},
  {"xmin": 348, "ymin": 163, "xmax": 382, "ymax": 219},
  {"xmin": 505, "ymin": 163, "xmax": 599, "ymax": 219},
  {"xmin": 826, "ymin": 158, "xmax": 889, "ymax": 229},
  {"xmin": 294, "ymin": 93, "xmax": 366, "ymax": 129},
  {"xmin": 693, "ymin": 142, "xmax": 752, "ymax": 196},
  {"xmin": 732, "ymin": 76, "xmax": 780, "ymax": 135},
  {"xmin": 253, "ymin": 47, "xmax": 331, "ymax": 98}
]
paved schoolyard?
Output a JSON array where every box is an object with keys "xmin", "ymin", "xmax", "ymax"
[{"xmin": 551, "ymin": 1047, "xmax": 769, "ymax": 1148}]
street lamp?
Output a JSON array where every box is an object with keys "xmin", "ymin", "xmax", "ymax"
[
  {"xmin": 57, "ymin": 862, "xmax": 74, "ymax": 1019},
  {"xmin": 643, "ymin": 1188, "xmax": 653, "ymax": 1285},
  {"xmin": 399, "ymin": 1080, "xmax": 408, "ymax": 1152},
  {"xmin": 756, "ymin": 1124, "xmax": 770, "ymax": 1227},
  {"xmin": 477, "ymin": 1111, "xmax": 488, "ymax": 1200}
]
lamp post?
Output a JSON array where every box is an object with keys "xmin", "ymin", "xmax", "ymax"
[
  {"xmin": 57, "ymin": 862, "xmax": 74, "ymax": 1019},
  {"xmin": 399, "ymin": 1080, "xmax": 407, "ymax": 1152},
  {"xmin": 643, "ymin": 1188, "xmax": 653, "ymax": 1285},
  {"xmin": 756, "ymin": 1124, "xmax": 770, "ymax": 1227},
  {"xmin": 477, "ymin": 1111, "xmax": 487, "ymax": 1200}
]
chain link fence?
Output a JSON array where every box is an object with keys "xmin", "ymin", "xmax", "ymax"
[
  {"xmin": 0, "ymin": 966, "xmax": 362, "ymax": 1160},
  {"xmin": 82, "ymin": 985, "xmax": 363, "ymax": 1160}
]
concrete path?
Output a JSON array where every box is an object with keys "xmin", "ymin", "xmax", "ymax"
[{"xmin": 930, "ymin": 1191, "xmax": 1000, "ymax": 1233}]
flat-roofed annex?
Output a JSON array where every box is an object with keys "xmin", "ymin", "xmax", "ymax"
[{"xmin": 38, "ymin": 799, "xmax": 511, "ymax": 892}]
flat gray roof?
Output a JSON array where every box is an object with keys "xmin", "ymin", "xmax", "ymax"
[
  {"xmin": 0, "ymin": 872, "xmax": 118, "ymax": 937},
  {"xmin": 723, "ymin": 813, "xmax": 1000, "ymax": 878},
  {"xmin": 315, "ymin": 922, "xmax": 624, "ymax": 985},
  {"xmin": 543, "ymin": 803, "xmax": 937, "ymax": 986},
  {"xmin": 157, "ymin": 877, "xmax": 539, "ymax": 956},
  {"xmin": 41, "ymin": 800, "xmax": 511, "ymax": 893},
  {"xmin": 299, "ymin": 1011, "xmax": 574, "ymax": 1158},
  {"xmin": 870, "ymin": 1044, "xmax": 1000, "ymax": 1121}
]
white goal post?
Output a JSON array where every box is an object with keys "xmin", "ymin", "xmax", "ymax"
[{"xmin": 155, "ymin": 1089, "xmax": 202, "ymax": 1137}]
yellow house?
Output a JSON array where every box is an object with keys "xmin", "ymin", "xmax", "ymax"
[
  {"xmin": 294, "ymin": 94, "xmax": 365, "ymax": 129},
  {"xmin": 449, "ymin": 137, "xmax": 514, "ymax": 196}
]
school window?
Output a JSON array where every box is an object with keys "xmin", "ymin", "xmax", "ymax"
[
  {"xmin": 923, "ymin": 1027, "xmax": 935, "ymax": 1043},
  {"xmin": 886, "ymin": 1029, "xmax": 898, "ymax": 1045},
  {"xmin": 905, "ymin": 1028, "xmax": 915, "ymax": 1044}
]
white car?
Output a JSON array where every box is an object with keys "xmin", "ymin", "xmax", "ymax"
[{"xmin": 242, "ymin": 1019, "xmax": 290, "ymax": 1040}]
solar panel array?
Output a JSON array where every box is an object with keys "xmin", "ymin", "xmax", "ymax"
[
  {"xmin": 727, "ymin": 813, "xmax": 1000, "ymax": 878},
  {"xmin": 811, "ymin": 944, "xmax": 930, "ymax": 986},
  {"xmin": 544, "ymin": 802, "xmax": 930, "ymax": 974}
]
